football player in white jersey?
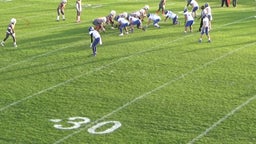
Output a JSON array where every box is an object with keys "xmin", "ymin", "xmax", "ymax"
[
  {"xmin": 88, "ymin": 27, "xmax": 102, "ymax": 56},
  {"xmin": 204, "ymin": 3, "xmax": 212, "ymax": 30},
  {"xmin": 146, "ymin": 13, "xmax": 161, "ymax": 28},
  {"xmin": 164, "ymin": 10, "xmax": 179, "ymax": 25},
  {"xmin": 117, "ymin": 16, "xmax": 130, "ymax": 36},
  {"xmin": 186, "ymin": 0, "xmax": 199, "ymax": 18},
  {"xmin": 128, "ymin": 16, "xmax": 144, "ymax": 33},
  {"xmin": 183, "ymin": 8, "xmax": 194, "ymax": 33},
  {"xmin": 199, "ymin": 15, "xmax": 211, "ymax": 43},
  {"xmin": 1, "ymin": 18, "xmax": 17, "ymax": 47}
]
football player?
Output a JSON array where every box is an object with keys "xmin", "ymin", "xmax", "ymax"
[
  {"xmin": 146, "ymin": 13, "xmax": 161, "ymax": 28},
  {"xmin": 204, "ymin": 3, "xmax": 212, "ymax": 30},
  {"xmin": 199, "ymin": 15, "xmax": 211, "ymax": 43},
  {"xmin": 186, "ymin": 0, "xmax": 199, "ymax": 18},
  {"xmin": 1, "ymin": 18, "xmax": 17, "ymax": 47},
  {"xmin": 56, "ymin": 0, "xmax": 67, "ymax": 21},
  {"xmin": 183, "ymin": 8, "xmax": 194, "ymax": 33},
  {"xmin": 164, "ymin": 10, "xmax": 179, "ymax": 25},
  {"xmin": 106, "ymin": 10, "xmax": 116, "ymax": 29},
  {"xmin": 92, "ymin": 17, "xmax": 107, "ymax": 32},
  {"xmin": 117, "ymin": 15, "xmax": 130, "ymax": 36},
  {"xmin": 128, "ymin": 16, "xmax": 144, "ymax": 33},
  {"xmin": 89, "ymin": 27, "xmax": 102, "ymax": 56}
]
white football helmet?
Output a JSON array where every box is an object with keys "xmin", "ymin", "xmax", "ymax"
[
  {"xmin": 102, "ymin": 17, "xmax": 107, "ymax": 23},
  {"xmin": 10, "ymin": 18, "xmax": 16, "ymax": 24},
  {"xmin": 110, "ymin": 10, "xmax": 116, "ymax": 16},
  {"xmin": 62, "ymin": 0, "xmax": 67, "ymax": 3},
  {"xmin": 122, "ymin": 12, "xmax": 128, "ymax": 18},
  {"xmin": 144, "ymin": 5, "xmax": 149, "ymax": 10}
]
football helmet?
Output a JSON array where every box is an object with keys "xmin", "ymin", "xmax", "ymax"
[
  {"xmin": 10, "ymin": 18, "xmax": 16, "ymax": 24},
  {"xmin": 144, "ymin": 5, "xmax": 149, "ymax": 10},
  {"xmin": 102, "ymin": 17, "xmax": 107, "ymax": 23},
  {"xmin": 205, "ymin": 3, "xmax": 209, "ymax": 7},
  {"xmin": 110, "ymin": 10, "xmax": 116, "ymax": 16},
  {"xmin": 88, "ymin": 26, "xmax": 94, "ymax": 32}
]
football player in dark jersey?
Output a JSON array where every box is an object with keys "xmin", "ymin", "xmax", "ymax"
[{"xmin": 1, "ymin": 18, "xmax": 17, "ymax": 47}]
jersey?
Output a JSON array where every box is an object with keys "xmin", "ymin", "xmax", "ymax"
[
  {"xmin": 204, "ymin": 6, "xmax": 212, "ymax": 21},
  {"xmin": 58, "ymin": 2, "xmax": 66, "ymax": 10},
  {"xmin": 184, "ymin": 12, "xmax": 193, "ymax": 21},
  {"xmin": 6, "ymin": 24, "xmax": 14, "ymax": 34},
  {"xmin": 203, "ymin": 17, "xmax": 209, "ymax": 28},
  {"xmin": 118, "ymin": 17, "xmax": 129, "ymax": 25},
  {"xmin": 148, "ymin": 14, "xmax": 161, "ymax": 21},
  {"xmin": 190, "ymin": 0, "xmax": 199, "ymax": 8},
  {"xmin": 204, "ymin": 7, "xmax": 211, "ymax": 15},
  {"xmin": 129, "ymin": 16, "xmax": 141, "ymax": 25},
  {"xmin": 166, "ymin": 11, "xmax": 177, "ymax": 19},
  {"xmin": 139, "ymin": 8, "xmax": 146, "ymax": 17},
  {"xmin": 89, "ymin": 30, "xmax": 101, "ymax": 39}
]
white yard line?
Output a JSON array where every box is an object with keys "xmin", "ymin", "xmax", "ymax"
[
  {"xmin": 54, "ymin": 41, "xmax": 256, "ymax": 144},
  {"xmin": 188, "ymin": 94, "xmax": 256, "ymax": 144}
]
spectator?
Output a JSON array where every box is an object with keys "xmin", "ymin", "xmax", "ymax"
[
  {"xmin": 156, "ymin": 0, "xmax": 166, "ymax": 15},
  {"xmin": 76, "ymin": 0, "xmax": 82, "ymax": 23},
  {"xmin": 221, "ymin": 0, "xmax": 229, "ymax": 7}
]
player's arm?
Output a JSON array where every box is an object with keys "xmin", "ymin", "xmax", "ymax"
[
  {"xmin": 90, "ymin": 33, "xmax": 93, "ymax": 43},
  {"xmin": 164, "ymin": 16, "xmax": 169, "ymax": 22},
  {"xmin": 61, "ymin": 3, "xmax": 66, "ymax": 10}
]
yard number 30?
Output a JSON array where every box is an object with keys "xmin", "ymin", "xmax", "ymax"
[{"xmin": 50, "ymin": 116, "xmax": 121, "ymax": 134}]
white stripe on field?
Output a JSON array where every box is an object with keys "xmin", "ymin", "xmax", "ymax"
[
  {"xmin": 188, "ymin": 94, "xmax": 256, "ymax": 144},
  {"xmin": 53, "ymin": 42, "xmax": 256, "ymax": 144}
]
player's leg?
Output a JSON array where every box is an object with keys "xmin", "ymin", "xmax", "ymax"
[
  {"xmin": 61, "ymin": 9, "xmax": 65, "ymax": 20},
  {"xmin": 56, "ymin": 8, "xmax": 61, "ymax": 21},
  {"xmin": 1, "ymin": 33, "xmax": 10, "ymax": 46},
  {"xmin": 11, "ymin": 33, "xmax": 17, "ymax": 47}
]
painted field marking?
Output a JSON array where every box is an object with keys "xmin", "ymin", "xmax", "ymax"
[
  {"xmin": 0, "ymin": 45, "xmax": 72, "ymax": 72},
  {"xmin": 188, "ymin": 94, "xmax": 256, "ymax": 144},
  {"xmin": 54, "ymin": 41, "xmax": 256, "ymax": 144}
]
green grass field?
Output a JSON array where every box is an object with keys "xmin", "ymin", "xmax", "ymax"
[{"xmin": 0, "ymin": 0, "xmax": 256, "ymax": 143}]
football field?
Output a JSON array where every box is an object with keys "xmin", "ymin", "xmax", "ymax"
[{"xmin": 0, "ymin": 0, "xmax": 256, "ymax": 143}]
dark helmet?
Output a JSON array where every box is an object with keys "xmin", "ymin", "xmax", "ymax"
[
  {"xmin": 88, "ymin": 26, "xmax": 94, "ymax": 32},
  {"xmin": 164, "ymin": 10, "xmax": 168, "ymax": 15},
  {"xmin": 147, "ymin": 13, "xmax": 150, "ymax": 17},
  {"xmin": 205, "ymin": 3, "xmax": 209, "ymax": 7},
  {"xmin": 184, "ymin": 8, "xmax": 188, "ymax": 13}
]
